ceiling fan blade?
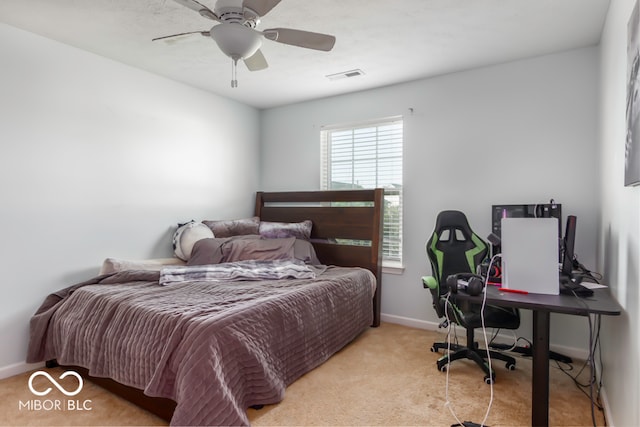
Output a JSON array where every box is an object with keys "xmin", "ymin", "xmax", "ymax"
[
  {"xmin": 263, "ymin": 28, "xmax": 336, "ymax": 51},
  {"xmin": 152, "ymin": 30, "xmax": 210, "ymax": 42},
  {"xmin": 173, "ymin": 0, "xmax": 220, "ymax": 21},
  {"xmin": 243, "ymin": 0, "xmax": 281, "ymax": 17},
  {"xmin": 244, "ymin": 49, "xmax": 268, "ymax": 71}
]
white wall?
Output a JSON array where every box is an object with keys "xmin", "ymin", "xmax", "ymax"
[
  {"xmin": 0, "ymin": 23, "xmax": 261, "ymax": 373},
  {"xmin": 599, "ymin": 0, "xmax": 640, "ymax": 425},
  {"xmin": 261, "ymin": 48, "xmax": 600, "ymax": 351}
]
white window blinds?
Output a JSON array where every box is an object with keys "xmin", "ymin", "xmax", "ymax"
[{"xmin": 320, "ymin": 117, "xmax": 403, "ymax": 264}]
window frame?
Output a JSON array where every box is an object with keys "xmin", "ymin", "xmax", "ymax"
[{"xmin": 320, "ymin": 116, "xmax": 404, "ymax": 269}]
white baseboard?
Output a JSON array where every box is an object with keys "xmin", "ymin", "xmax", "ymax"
[
  {"xmin": 545, "ymin": 342, "xmax": 589, "ymax": 362},
  {"xmin": 0, "ymin": 361, "xmax": 44, "ymax": 380},
  {"xmin": 600, "ymin": 385, "xmax": 614, "ymax": 426},
  {"xmin": 380, "ymin": 313, "xmax": 440, "ymax": 331}
]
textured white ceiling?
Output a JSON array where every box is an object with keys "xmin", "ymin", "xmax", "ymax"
[{"xmin": 0, "ymin": 0, "xmax": 611, "ymax": 109}]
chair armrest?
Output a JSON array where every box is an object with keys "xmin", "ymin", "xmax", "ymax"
[{"xmin": 422, "ymin": 275, "xmax": 438, "ymax": 290}]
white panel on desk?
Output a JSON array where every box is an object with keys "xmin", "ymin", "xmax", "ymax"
[{"xmin": 501, "ymin": 218, "xmax": 559, "ymax": 295}]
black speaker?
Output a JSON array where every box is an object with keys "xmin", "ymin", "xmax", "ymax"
[{"xmin": 446, "ymin": 273, "xmax": 485, "ymax": 296}]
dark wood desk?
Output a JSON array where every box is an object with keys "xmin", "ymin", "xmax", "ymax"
[{"xmin": 456, "ymin": 286, "xmax": 621, "ymax": 427}]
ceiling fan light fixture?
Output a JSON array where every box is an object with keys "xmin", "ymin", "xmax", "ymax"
[{"xmin": 210, "ymin": 23, "xmax": 262, "ymax": 59}]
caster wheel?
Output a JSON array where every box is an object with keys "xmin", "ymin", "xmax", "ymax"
[
  {"xmin": 506, "ymin": 362, "xmax": 516, "ymax": 371},
  {"xmin": 484, "ymin": 375, "xmax": 494, "ymax": 385},
  {"xmin": 430, "ymin": 346, "xmax": 438, "ymax": 353},
  {"xmin": 440, "ymin": 364, "xmax": 448, "ymax": 372}
]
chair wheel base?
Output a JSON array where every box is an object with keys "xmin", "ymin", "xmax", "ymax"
[{"xmin": 436, "ymin": 358, "xmax": 448, "ymax": 372}]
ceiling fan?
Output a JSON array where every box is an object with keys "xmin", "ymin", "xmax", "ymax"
[{"xmin": 154, "ymin": 0, "xmax": 336, "ymax": 87}]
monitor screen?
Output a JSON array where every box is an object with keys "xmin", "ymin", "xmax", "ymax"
[
  {"xmin": 561, "ymin": 215, "xmax": 577, "ymax": 278},
  {"xmin": 492, "ymin": 203, "xmax": 562, "ymax": 237}
]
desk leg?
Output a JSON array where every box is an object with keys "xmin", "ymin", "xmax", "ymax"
[{"xmin": 532, "ymin": 310, "xmax": 550, "ymax": 427}]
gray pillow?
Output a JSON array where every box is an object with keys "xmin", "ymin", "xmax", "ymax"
[
  {"xmin": 221, "ymin": 237, "xmax": 296, "ymax": 262},
  {"xmin": 259, "ymin": 220, "xmax": 312, "ymax": 240},
  {"xmin": 187, "ymin": 238, "xmax": 226, "ymax": 266},
  {"xmin": 188, "ymin": 236, "xmax": 320, "ymax": 265},
  {"xmin": 293, "ymin": 239, "xmax": 321, "ymax": 265},
  {"xmin": 202, "ymin": 216, "xmax": 260, "ymax": 238}
]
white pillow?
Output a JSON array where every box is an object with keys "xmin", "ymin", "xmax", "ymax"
[{"xmin": 173, "ymin": 221, "xmax": 215, "ymax": 261}]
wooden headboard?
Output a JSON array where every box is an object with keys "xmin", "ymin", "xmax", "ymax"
[{"xmin": 255, "ymin": 189, "xmax": 383, "ymax": 326}]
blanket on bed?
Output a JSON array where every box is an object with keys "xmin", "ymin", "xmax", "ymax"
[
  {"xmin": 27, "ymin": 266, "xmax": 374, "ymax": 426},
  {"xmin": 159, "ymin": 259, "xmax": 324, "ymax": 285}
]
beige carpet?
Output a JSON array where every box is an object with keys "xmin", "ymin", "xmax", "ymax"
[{"xmin": 0, "ymin": 323, "xmax": 604, "ymax": 426}]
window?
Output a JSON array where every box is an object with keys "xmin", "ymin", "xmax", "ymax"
[{"xmin": 320, "ymin": 117, "xmax": 403, "ymax": 266}]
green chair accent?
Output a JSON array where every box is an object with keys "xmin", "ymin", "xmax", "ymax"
[{"xmin": 422, "ymin": 210, "xmax": 520, "ymax": 384}]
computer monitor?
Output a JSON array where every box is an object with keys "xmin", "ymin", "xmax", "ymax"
[
  {"xmin": 490, "ymin": 203, "xmax": 562, "ymax": 260},
  {"xmin": 561, "ymin": 215, "xmax": 577, "ymax": 279},
  {"xmin": 491, "ymin": 203, "xmax": 562, "ymax": 237}
]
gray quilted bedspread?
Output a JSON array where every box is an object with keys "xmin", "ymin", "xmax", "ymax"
[{"xmin": 27, "ymin": 266, "xmax": 374, "ymax": 426}]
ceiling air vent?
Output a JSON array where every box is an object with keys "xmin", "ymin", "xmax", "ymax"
[{"xmin": 326, "ymin": 69, "xmax": 365, "ymax": 81}]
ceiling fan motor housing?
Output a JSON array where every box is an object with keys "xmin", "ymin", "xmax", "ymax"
[
  {"xmin": 210, "ymin": 23, "xmax": 262, "ymax": 60},
  {"xmin": 215, "ymin": 0, "xmax": 258, "ymax": 27}
]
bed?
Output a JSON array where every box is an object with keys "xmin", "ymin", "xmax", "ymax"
[{"xmin": 26, "ymin": 189, "xmax": 383, "ymax": 426}]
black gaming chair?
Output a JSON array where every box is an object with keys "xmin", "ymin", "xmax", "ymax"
[{"xmin": 422, "ymin": 210, "xmax": 520, "ymax": 384}]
